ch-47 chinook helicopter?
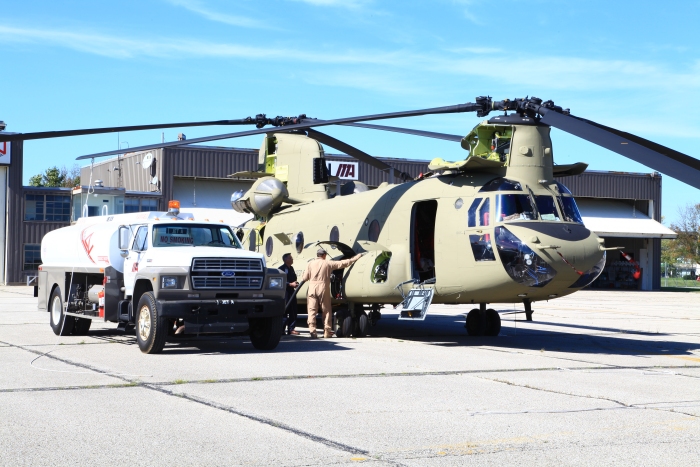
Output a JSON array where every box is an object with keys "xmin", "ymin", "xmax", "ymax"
[{"xmin": 5, "ymin": 96, "xmax": 700, "ymax": 337}]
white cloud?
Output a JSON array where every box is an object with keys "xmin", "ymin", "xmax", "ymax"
[
  {"xmin": 2, "ymin": 23, "xmax": 698, "ymax": 98},
  {"xmin": 166, "ymin": 0, "xmax": 274, "ymax": 29}
]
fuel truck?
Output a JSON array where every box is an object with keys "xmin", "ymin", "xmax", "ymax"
[{"xmin": 36, "ymin": 201, "xmax": 287, "ymax": 354}]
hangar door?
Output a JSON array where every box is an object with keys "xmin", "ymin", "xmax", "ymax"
[{"xmin": 173, "ymin": 177, "xmax": 253, "ymax": 210}]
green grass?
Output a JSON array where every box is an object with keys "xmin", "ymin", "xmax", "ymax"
[
  {"xmin": 662, "ymin": 278, "xmax": 700, "ymax": 289},
  {"xmin": 173, "ymin": 379, "xmax": 188, "ymax": 384}
]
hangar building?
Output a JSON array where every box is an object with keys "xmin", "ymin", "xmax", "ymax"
[{"xmin": 1, "ymin": 140, "xmax": 676, "ymax": 289}]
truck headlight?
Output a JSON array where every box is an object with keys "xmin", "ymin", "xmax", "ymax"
[
  {"xmin": 268, "ymin": 277, "xmax": 284, "ymax": 289},
  {"xmin": 161, "ymin": 276, "xmax": 178, "ymax": 289}
]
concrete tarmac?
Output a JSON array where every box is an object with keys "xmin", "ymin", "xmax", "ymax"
[{"xmin": 1, "ymin": 286, "xmax": 699, "ymax": 466}]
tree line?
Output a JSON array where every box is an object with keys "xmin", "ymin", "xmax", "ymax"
[{"xmin": 28, "ymin": 165, "xmax": 81, "ymax": 188}]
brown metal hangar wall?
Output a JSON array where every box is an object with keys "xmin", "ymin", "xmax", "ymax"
[
  {"xmin": 81, "ymin": 149, "xmax": 164, "ymax": 193},
  {"xmin": 555, "ymin": 171, "xmax": 663, "ymax": 290},
  {"xmin": 5, "ymin": 141, "xmax": 23, "ymax": 283},
  {"xmin": 161, "ymin": 146, "xmax": 259, "ymax": 202}
]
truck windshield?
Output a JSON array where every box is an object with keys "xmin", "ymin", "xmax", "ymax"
[{"xmin": 152, "ymin": 224, "xmax": 241, "ymax": 248}]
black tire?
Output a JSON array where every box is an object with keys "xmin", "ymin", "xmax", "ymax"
[
  {"xmin": 485, "ymin": 309, "xmax": 501, "ymax": 336},
  {"xmin": 72, "ymin": 318, "xmax": 92, "ymax": 336},
  {"xmin": 249, "ymin": 316, "xmax": 283, "ymax": 350},
  {"xmin": 352, "ymin": 311, "xmax": 368, "ymax": 337},
  {"xmin": 336, "ymin": 314, "xmax": 353, "ymax": 338},
  {"xmin": 465, "ymin": 308, "xmax": 483, "ymax": 336},
  {"xmin": 49, "ymin": 287, "xmax": 75, "ymax": 336},
  {"xmin": 135, "ymin": 292, "xmax": 168, "ymax": 354}
]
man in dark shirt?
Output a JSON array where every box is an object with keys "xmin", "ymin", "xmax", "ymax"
[{"xmin": 279, "ymin": 253, "xmax": 300, "ymax": 335}]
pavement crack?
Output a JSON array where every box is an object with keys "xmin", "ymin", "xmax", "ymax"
[{"xmin": 145, "ymin": 383, "xmax": 372, "ymax": 458}]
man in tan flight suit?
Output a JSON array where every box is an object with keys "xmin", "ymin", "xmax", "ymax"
[{"xmin": 301, "ymin": 248, "xmax": 363, "ymax": 338}]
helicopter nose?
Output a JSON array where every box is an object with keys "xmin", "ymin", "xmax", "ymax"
[{"xmin": 494, "ymin": 224, "xmax": 605, "ymax": 289}]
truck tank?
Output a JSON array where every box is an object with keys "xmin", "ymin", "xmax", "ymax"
[{"xmin": 41, "ymin": 222, "xmax": 126, "ymax": 273}]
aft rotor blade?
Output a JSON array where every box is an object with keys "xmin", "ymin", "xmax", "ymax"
[
  {"xmin": 341, "ymin": 122, "xmax": 463, "ymax": 142},
  {"xmin": 0, "ymin": 119, "xmax": 258, "ymax": 143},
  {"xmin": 539, "ymin": 109, "xmax": 700, "ymax": 190},
  {"xmin": 305, "ymin": 128, "xmax": 413, "ymax": 181},
  {"xmin": 76, "ymin": 101, "xmax": 482, "ymax": 160}
]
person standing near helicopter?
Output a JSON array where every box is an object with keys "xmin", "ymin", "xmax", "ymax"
[
  {"xmin": 279, "ymin": 253, "xmax": 300, "ymax": 335},
  {"xmin": 302, "ymin": 248, "xmax": 363, "ymax": 338}
]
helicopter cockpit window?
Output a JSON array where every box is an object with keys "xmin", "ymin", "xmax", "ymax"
[
  {"xmin": 479, "ymin": 198, "xmax": 491, "ymax": 226},
  {"xmin": 496, "ymin": 194, "xmax": 536, "ymax": 222},
  {"xmin": 467, "ymin": 198, "xmax": 481, "ymax": 227},
  {"xmin": 557, "ymin": 196, "xmax": 584, "ymax": 224},
  {"xmin": 479, "ymin": 177, "xmax": 523, "ymax": 192},
  {"xmin": 469, "ymin": 234, "xmax": 495, "ymax": 261},
  {"xmin": 554, "ymin": 181, "xmax": 573, "ymax": 195},
  {"xmin": 534, "ymin": 196, "xmax": 560, "ymax": 221}
]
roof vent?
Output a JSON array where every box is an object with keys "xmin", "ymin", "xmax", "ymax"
[{"xmin": 94, "ymin": 180, "xmax": 104, "ymax": 187}]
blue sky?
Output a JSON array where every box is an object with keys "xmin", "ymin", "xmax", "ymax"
[{"xmin": 2, "ymin": 0, "xmax": 699, "ymax": 225}]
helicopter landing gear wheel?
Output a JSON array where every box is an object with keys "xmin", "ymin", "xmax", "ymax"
[
  {"xmin": 485, "ymin": 309, "xmax": 501, "ymax": 336},
  {"xmin": 465, "ymin": 309, "xmax": 483, "ymax": 336},
  {"xmin": 352, "ymin": 311, "xmax": 368, "ymax": 337},
  {"xmin": 334, "ymin": 310, "xmax": 353, "ymax": 338}
]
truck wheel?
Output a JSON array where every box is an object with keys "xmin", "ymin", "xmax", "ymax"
[
  {"xmin": 249, "ymin": 317, "xmax": 282, "ymax": 350},
  {"xmin": 49, "ymin": 287, "xmax": 75, "ymax": 336},
  {"xmin": 352, "ymin": 311, "xmax": 368, "ymax": 337},
  {"xmin": 135, "ymin": 292, "xmax": 167, "ymax": 354},
  {"xmin": 72, "ymin": 318, "xmax": 92, "ymax": 336}
]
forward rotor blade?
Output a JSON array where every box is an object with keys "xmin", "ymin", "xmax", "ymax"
[
  {"xmin": 76, "ymin": 101, "xmax": 482, "ymax": 160},
  {"xmin": 539, "ymin": 109, "xmax": 700, "ymax": 190},
  {"xmin": 305, "ymin": 129, "xmax": 413, "ymax": 181},
  {"xmin": 341, "ymin": 122, "xmax": 463, "ymax": 142},
  {"xmin": 0, "ymin": 119, "xmax": 257, "ymax": 143}
]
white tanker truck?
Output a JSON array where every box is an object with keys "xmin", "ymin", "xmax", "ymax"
[{"xmin": 36, "ymin": 201, "xmax": 287, "ymax": 354}]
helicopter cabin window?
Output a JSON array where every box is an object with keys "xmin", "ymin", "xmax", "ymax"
[
  {"xmin": 330, "ymin": 226, "xmax": 339, "ymax": 243},
  {"xmin": 368, "ymin": 220, "xmax": 381, "ymax": 243},
  {"xmin": 557, "ymin": 196, "xmax": 584, "ymax": 223},
  {"xmin": 265, "ymin": 236, "xmax": 273, "ymax": 257},
  {"xmin": 249, "ymin": 229, "xmax": 257, "ymax": 252},
  {"xmin": 295, "ymin": 232, "xmax": 304, "ymax": 254},
  {"xmin": 496, "ymin": 194, "xmax": 536, "ymax": 222},
  {"xmin": 534, "ymin": 196, "xmax": 560, "ymax": 221},
  {"xmin": 479, "ymin": 177, "xmax": 523, "ymax": 192},
  {"xmin": 411, "ymin": 200, "xmax": 437, "ymax": 282}
]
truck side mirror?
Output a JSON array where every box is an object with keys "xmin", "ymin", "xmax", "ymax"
[{"xmin": 118, "ymin": 226, "xmax": 130, "ymax": 257}]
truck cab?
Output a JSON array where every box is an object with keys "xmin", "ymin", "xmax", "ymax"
[{"xmin": 38, "ymin": 201, "xmax": 287, "ymax": 354}]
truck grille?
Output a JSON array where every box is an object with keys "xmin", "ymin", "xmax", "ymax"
[
  {"xmin": 192, "ymin": 276, "xmax": 263, "ymax": 290},
  {"xmin": 192, "ymin": 258, "xmax": 263, "ymax": 272},
  {"xmin": 190, "ymin": 257, "xmax": 265, "ymax": 290}
]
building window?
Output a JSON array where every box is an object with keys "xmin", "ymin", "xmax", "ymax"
[
  {"xmin": 23, "ymin": 244, "xmax": 42, "ymax": 271},
  {"xmin": 25, "ymin": 194, "xmax": 70, "ymax": 222},
  {"xmin": 125, "ymin": 198, "xmax": 159, "ymax": 213}
]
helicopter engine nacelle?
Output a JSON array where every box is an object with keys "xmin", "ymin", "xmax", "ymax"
[{"xmin": 231, "ymin": 176, "xmax": 288, "ymax": 218}]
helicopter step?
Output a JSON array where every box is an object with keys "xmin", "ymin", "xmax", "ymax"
[{"xmin": 465, "ymin": 304, "xmax": 501, "ymax": 337}]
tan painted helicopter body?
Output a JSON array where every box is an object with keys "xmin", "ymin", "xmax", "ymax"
[{"xmin": 235, "ymin": 121, "xmax": 606, "ymax": 328}]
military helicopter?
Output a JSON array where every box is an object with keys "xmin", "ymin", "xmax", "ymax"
[{"xmin": 5, "ymin": 96, "xmax": 700, "ymax": 337}]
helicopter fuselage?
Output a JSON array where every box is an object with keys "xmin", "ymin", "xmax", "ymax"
[{"xmin": 260, "ymin": 170, "xmax": 605, "ymax": 307}]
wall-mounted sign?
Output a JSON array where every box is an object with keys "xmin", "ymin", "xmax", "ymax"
[
  {"xmin": 0, "ymin": 141, "xmax": 10, "ymax": 165},
  {"xmin": 327, "ymin": 161, "xmax": 358, "ymax": 180}
]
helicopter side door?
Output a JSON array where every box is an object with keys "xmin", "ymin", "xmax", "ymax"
[{"xmin": 410, "ymin": 200, "xmax": 438, "ymax": 283}]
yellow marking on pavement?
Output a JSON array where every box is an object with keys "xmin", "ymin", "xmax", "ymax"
[
  {"xmin": 667, "ymin": 355, "xmax": 700, "ymax": 363},
  {"xmin": 350, "ymin": 457, "xmax": 367, "ymax": 462}
]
